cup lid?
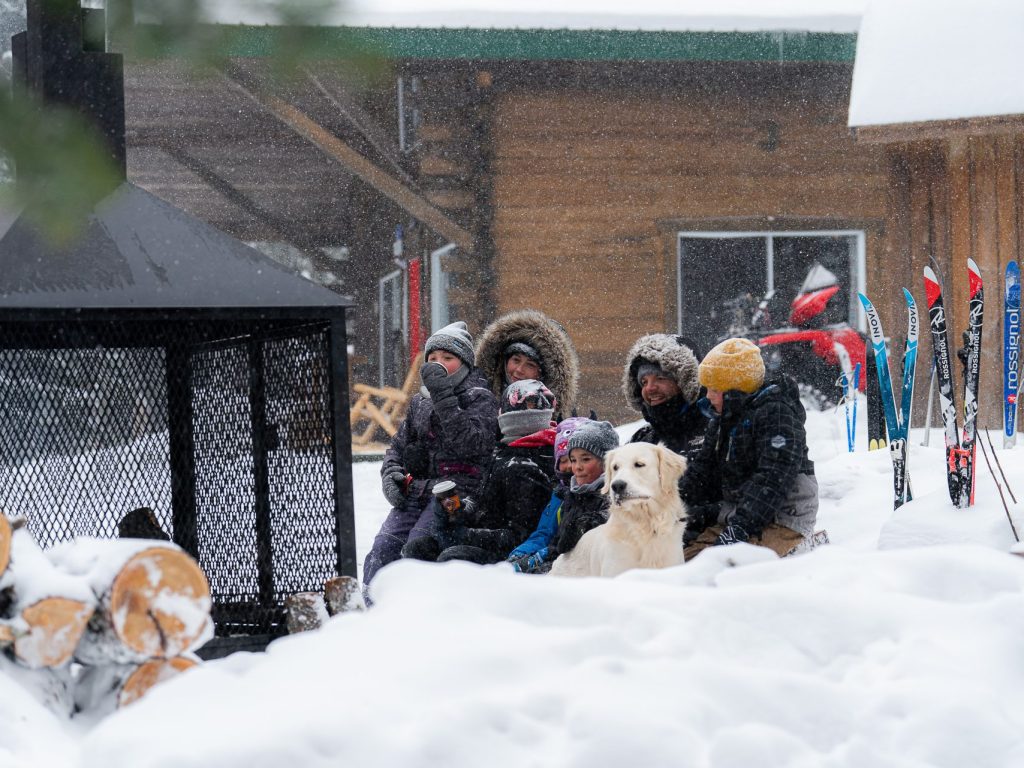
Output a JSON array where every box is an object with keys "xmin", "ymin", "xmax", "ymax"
[{"xmin": 432, "ymin": 480, "xmax": 457, "ymax": 495}]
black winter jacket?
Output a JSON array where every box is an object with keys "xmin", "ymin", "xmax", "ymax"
[
  {"xmin": 629, "ymin": 394, "xmax": 708, "ymax": 460},
  {"xmin": 679, "ymin": 375, "xmax": 814, "ymax": 539},
  {"xmin": 548, "ymin": 479, "xmax": 610, "ymax": 558},
  {"xmin": 381, "ymin": 367, "xmax": 498, "ymax": 502},
  {"xmin": 459, "ymin": 438, "xmax": 556, "ymax": 559}
]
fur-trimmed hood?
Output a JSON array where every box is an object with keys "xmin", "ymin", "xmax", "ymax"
[
  {"xmin": 622, "ymin": 334, "xmax": 700, "ymax": 411},
  {"xmin": 475, "ymin": 309, "xmax": 580, "ymax": 411}
]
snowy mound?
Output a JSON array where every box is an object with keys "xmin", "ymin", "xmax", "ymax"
[
  {"xmin": 5, "ymin": 399, "xmax": 1024, "ymax": 767},
  {"xmin": 71, "ymin": 548, "xmax": 1024, "ymax": 767}
]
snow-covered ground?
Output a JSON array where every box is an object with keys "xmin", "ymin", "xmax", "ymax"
[{"xmin": 5, "ymin": 399, "xmax": 1024, "ymax": 767}]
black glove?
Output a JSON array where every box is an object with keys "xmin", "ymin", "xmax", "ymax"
[
  {"xmin": 683, "ymin": 503, "xmax": 718, "ymax": 545},
  {"xmin": 420, "ymin": 361, "xmax": 456, "ymax": 401},
  {"xmin": 382, "ymin": 469, "xmax": 408, "ymax": 508},
  {"xmin": 715, "ymin": 523, "xmax": 750, "ymax": 547}
]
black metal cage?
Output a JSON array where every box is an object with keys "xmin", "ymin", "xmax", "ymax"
[{"xmin": 0, "ymin": 184, "xmax": 356, "ymax": 643}]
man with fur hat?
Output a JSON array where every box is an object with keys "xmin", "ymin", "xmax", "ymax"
[
  {"xmin": 679, "ymin": 337, "xmax": 818, "ymax": 560},
  {"xmin": 623, "ymin": 334, "xmax": 708, "ymax": 459},
  {"xmin": 475, "ymin": 309, "xmax": 580, "ymax": 415},
  {"xmin": 364, "ymin": 321, "xmax": 498, "ymax": 587}
]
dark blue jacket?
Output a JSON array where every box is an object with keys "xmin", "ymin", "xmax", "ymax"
[{"xmin": 381, "ymin": 367, "xmax": 498, "ymax": 503}]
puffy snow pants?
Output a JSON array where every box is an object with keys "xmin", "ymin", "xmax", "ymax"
[{"xmin": 363, "ymin": 495, "xmax": 435, "ymax": 586}]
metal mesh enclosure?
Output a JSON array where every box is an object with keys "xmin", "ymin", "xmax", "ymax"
[{"xmin": 0, "ymin": 313, "xmax": 354, "ymax": 639}]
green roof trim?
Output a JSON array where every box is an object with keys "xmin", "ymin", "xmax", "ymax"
[{"xmin": 146, "ymin": 25, "xmax": 857, "ymax": 63}]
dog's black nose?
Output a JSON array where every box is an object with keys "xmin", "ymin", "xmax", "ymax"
[{"xmin": 611, "ymin": 479, "xmax": 627, "ymax": 495}]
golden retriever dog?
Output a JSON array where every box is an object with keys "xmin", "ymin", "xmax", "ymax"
[{"xmin": 550, "ymin": 443, "xmax": 688, "ymax": 577}]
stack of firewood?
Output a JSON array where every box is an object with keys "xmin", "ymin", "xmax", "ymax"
[{"xmin": 0, "ymin": 512, "xmax": 212, "ymax": 714}]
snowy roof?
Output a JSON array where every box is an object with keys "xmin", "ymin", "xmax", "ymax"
[
  {"xmin": 849, "ymin": 0, "xmax": 1024, "ymax": 127},
  {"xmin": 204, "ymin": 0, "xmax": 866, "ymax": 34},
  {"xmin": 0, "ymin": 183, "xmax": 351, "ymax": 311},
  {"xmin": 185, "ymin": 0, "xmax": 864, "ymax": 62}
]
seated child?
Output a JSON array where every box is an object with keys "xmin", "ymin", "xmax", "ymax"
[
  {"xmin": 363, "ymin": 321, "xmax": 498, "ymax": 587},
  {"xmin": 505, "ymin": 416, "xmax": 589, "ymax": 572},
  {"xmin": 402, "ymin": 379, "xmax": 557, "ymax": 565},
  {"xmin": 509, "ymin": 419, "xmax": 619, "ymax": 573}
]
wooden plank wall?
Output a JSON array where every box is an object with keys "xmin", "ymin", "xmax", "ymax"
[
  {"xmin": 892, "ymin": 136, "xmax": 1023, "ymax": 430},
  {"xmin": 489, "ymin": 63, "xmax": 890, "ymax": 422}
]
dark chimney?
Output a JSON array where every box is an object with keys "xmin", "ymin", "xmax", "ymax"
[{"xmin": 11, "ymin": 0, "xmax": 126, "ymax": 177}]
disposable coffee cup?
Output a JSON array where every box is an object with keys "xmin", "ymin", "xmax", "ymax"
[{"xmin": 432, "ymin": 480, "xmax": 461, "ymax": 517}]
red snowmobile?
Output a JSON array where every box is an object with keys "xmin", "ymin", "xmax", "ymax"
[{"xmin": 720, "ymin": 263, "xmax": 866, "ymax": 406}]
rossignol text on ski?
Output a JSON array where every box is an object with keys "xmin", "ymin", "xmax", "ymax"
[{"xmin": 1005, "ymin": 260, "xmax": 1020, "ymax": 448}]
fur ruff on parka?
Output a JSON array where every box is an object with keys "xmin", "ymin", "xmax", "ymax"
[
  {"xmin": 622, "ymin": 334, "xmax": 701, "ymax": 411},
  {"xmin": 475, "ymin": 309, "xmax": 580, "ymax": 412}
]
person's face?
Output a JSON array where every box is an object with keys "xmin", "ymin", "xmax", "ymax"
[
  {"xmin": 505, "ymin": 353, "xmax": 541, "ymax": 382},
  {"xmin": 427, "ymin": 349, "xmax": 463, "ymax": 375},
  {"xmin": 640, "ymin": 373, "xmax": 682, "ymax": 407},
  {"xmin": 706, "ymin": 388, "xmax": 724, "ymax": 414},
  {"xmin": 556, "ymin": 454, "xmax": 571, "ymax": 474},
  {"xmin": 570, "ymin": 448, "xmax": 603, "ymax": 485}
]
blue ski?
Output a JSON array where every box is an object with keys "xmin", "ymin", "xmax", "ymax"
[
  {"xmin": 859, "ymin": 292, "xmax": 911, "ymax": 507},
  {"xmin": 897, "ymin": 288, "xmax": 919, "ymax": 502},
  {"xmin": 1006, "ymin": 261, "xmax": 1021, "ymax": 448}
]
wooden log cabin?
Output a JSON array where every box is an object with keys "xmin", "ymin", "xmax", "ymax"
[
  {"xmin": 17, "ymin": 3, "xmax": 937, "ymax": 425},
  {"xmin": 352, "ymin": 18, "xmax": 892, "ymax": 423},
  {"xmin": 849, "ymin": 0, "xmax": 1024, "ymax": 431}
]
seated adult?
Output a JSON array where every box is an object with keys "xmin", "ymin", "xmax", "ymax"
[
  {"xmin": 622, "ymin": 334, "xmax": 707, "ymax": 459},
  {"xmin": 679, "ymin": 338, "xmax": 819, "ymax": 560},
  {"xmin": 402, "ymin": 379, "xmax": 556, "ymax": 565},
  {"xmin": 475, "ymin": 309, "xmax": 580, "ymax": 414}
]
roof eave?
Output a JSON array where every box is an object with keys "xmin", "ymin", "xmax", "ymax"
[{"xmin": 851, "ymin": 113, "xmax": 1024, "ymax": 145}]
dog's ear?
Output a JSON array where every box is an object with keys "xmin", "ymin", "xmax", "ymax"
[
  {"xmin": 601, "ymin": 447, "xmax": 617, "ymax": 495},
  {"xmin": 656, "ymin": 445, "xmax": 688, "ymax": 498}
]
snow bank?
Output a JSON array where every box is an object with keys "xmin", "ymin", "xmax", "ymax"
[
  {"xmin": 76, "ymin": 544, "xmax": 1024, "ymax": 768},
  {"xmin": 4, "ymin": 397, "xmax": 1024, "ymax": 767}
]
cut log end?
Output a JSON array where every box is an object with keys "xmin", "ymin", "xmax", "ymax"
[
  {"xmin": 0, "ymin": 512, "xmax": 11, "ymax": 576},
  {"xmin": 109, "ymin": 547, "xmax": 211, "ymax": 658},
  {"xmin": 324, "ymin": 576, "xmax": 365, "ymax": 616},
  {"xmin": 16, "ymin": 597, "xmax": 93, "ymax": 668},
  {"xmin": 285, "ymin": 592, "xmax": 327, "ymax": 634},
  {"xmin": 119, "ymin": 656, "xmax": 198, "ymax": 708}
]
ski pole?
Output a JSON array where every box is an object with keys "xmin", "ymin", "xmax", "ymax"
[
  {"xmin": 985, "ymin": 428, "xmax": 1017, "ymax": 504},
  {"xmin": 921, "ymin": 360, "xmax": 936, "ymax": 447},
  {"xmin": 851, "ymin": 363, "xmax": 860, "ymax": 452},
  {"xmin": 978, "ymin": 430, "xmax": 1019, "ymax": 541}
]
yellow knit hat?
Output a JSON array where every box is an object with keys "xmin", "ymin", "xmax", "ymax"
[{"xmin": 698, "ymin": 338, "xmax": 765, "ymax": 394}]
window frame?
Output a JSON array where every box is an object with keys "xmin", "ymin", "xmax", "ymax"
[{"xmin": 675, "ymin": 229, "xmax": 867, "ymax": 335}]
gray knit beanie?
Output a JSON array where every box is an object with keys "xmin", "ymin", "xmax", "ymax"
[
  {"xmin": 424, "ymin": 321, "xmax": 475, "ymax": 366},
  {"xmin": 565, "ymin": 420, "xmax": 619, "ymax": 461}
]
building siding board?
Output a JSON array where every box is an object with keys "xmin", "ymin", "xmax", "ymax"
[{"xmin": 489, "ymin": 66, "xmax": 888, "ymax": 420}]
